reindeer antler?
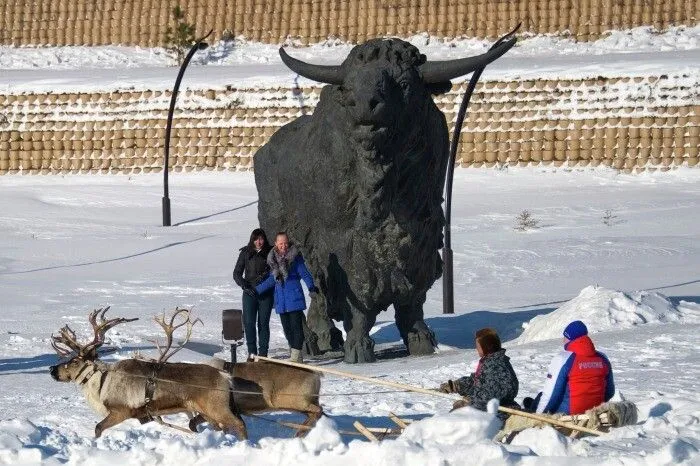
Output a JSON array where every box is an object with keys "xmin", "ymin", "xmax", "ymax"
[
  {"xmin": 82, "ymin": 307, "xmax": 139, "ymax": 359},
  {"xmin": 51, "ymin": 325, "xmax": 84, "ymax": 359},
  {"xmin": 151, "ymin": 308, "xmax": 202, "ymax": 363},
  {"xmin": 51, "ymin": 307, "xmax": 138, "ymax": 360}
]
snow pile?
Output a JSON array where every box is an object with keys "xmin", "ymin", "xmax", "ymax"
[
  {"xmin": 510, "ymin": 426, "xmax": 573, "ymax": 457},
  {"xmin": 517, "ymin": 286, "xmax": 700, "ymax": 344},
  {"xmin": 0, "ymin": 420, "xmax": 44, "ymax": 465},
  {"xmin": 400, "ymin": 406, "xmax": 500, "ymax": 445}
]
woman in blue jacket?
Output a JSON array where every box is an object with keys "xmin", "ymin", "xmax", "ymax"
[{"xmin": 255, "ymin": 232, "xmax": 317, "ymax": 362}]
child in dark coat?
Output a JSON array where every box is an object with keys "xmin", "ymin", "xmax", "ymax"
[{"xmin": 439, "ymin": 328, "xmax": 520, "ymax": 412}]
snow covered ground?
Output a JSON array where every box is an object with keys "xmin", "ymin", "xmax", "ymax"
[
  {"xmin": 1, "ymin": 24, "xmax": 699, "ymax": 465},
  {"xmin": 1, "ymin": 168, "xmax": 699, "ymax": 465},
  {"xmin": 1, "ymin": 25, "xmax": 698, "ymax": 93}
]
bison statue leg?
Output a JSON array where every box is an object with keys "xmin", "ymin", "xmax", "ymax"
[
  {"xmin": 305, "ymin": 293, "xmax": 344, "ymax": 355},
  {"xmin": 394, "ymin": 293, "xmax": 437, "ymax": 356},
  {"xmin": 343, "ymin": 308, "xmax": 377, "ymax": 363}
]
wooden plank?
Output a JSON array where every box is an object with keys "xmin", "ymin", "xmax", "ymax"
[
  {"xmin": 279, "ymin": 421, "xmax": 398, "ymax": 437},
  {"xmin": 353, "ymin": 420, "xmax": 379, "ymax": 442},
  {"xmin": 388, "ymin": 412, "xmax": 409, "ymax": 429},
  {"xmin": 153, "ymin": 416, "xmax": 195, "ymax": 434},
  {"xmin": 498, "ymin": 407, "xmax": 603, "ymax": 436}
]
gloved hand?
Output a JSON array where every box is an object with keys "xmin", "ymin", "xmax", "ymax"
[
  {"xmin": 243, "ymin": 284, "xmax": 257, "ymax": 297},
  {"xmin": 451, "ymin": 397, "xmax": 471, "ymax": 412},
  {"xmin": 438, "ymin": 380, "xmax": 457, "ymax": 393},
  {"xmin": 308, "ymin": 286, "xmax": 319, "ymax": 299}
]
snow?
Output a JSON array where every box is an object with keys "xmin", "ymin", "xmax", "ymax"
[
  {"xmin": 1, "ymin": 25, "xmax": 698, "ymax": 93},
  {"xmin": 0, "ymin": 25, "xmax": 699, "ymax": 466},
  {"xmin": 1, "ymin": 168, "xmax": 699, "ymax": 465},
  {"xmin": 517, "ymin": 286, "xmax": 700, "ymax": 344}
]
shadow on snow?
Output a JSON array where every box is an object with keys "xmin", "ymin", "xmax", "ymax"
[{"xmin": 372, "ymin": 307, "xmax": 556, "ymax": 349}]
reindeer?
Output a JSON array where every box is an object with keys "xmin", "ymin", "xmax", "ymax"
[
  {"xmin": 49, "ymin": 307, "xmax": 323, "ymax": 439},
  {"xmin": 188, "ymin": 357, "xmax": 323, "ymax": 435}
]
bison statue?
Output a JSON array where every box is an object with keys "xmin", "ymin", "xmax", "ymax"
[{"xmin": 254, "ymin": 35, "xmax": 516, "ymax": 363}]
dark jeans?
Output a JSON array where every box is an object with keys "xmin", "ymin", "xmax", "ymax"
[
  {"xmin": 279, "ymin": 310, "xmax": 304, "ymax": 351},
  {"xmin": 242, "ymin": 291, "xmax": 273, "ymax": 356}
]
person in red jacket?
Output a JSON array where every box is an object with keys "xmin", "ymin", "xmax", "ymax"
[{"xmin": 525, "ymin": 320, "xmax": 615, "ymax": 415}]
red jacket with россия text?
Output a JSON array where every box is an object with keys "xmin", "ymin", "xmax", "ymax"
[{"xmin": 536, "ymin": 335, "xmax": 614, "ymax": 415}]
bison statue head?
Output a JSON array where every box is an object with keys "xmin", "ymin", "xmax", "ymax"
[{"xmin": 280, "ymin": 37, "xmax": 515, "ymax": 150}]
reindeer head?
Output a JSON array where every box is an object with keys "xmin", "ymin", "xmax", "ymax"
[{"xmin": 49, "ymin": 307, "xmax": 137, "ymax": 383}]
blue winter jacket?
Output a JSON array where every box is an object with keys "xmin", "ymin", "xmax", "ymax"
[{"xmin": 255, "ymin": 253, "xmax": 315, "ymax": 314}]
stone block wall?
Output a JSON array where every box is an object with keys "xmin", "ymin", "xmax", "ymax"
[
  {"xmin": 0, "ymin": 0, "xmax": 697, "ymax": 47},
  {"xmin": 1, "ymin": 72, "xmax": 697, "ymax": 175}
]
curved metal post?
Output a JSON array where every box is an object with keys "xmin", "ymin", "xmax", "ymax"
[
  {"xmin": 442, "ymin": 24, "xmax": 520, "ymax": 314},
  {"xmin": 163, "ymin": 30, "xmax": 213, "ymax": 227}
]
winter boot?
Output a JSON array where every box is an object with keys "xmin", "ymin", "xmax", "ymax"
[{"xmin": 290, "ymin": 348, "xmax": 303, "ymax": 363}]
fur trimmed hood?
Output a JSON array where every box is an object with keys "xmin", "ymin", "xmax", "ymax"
[{"xmin": 267, "ymin": 244, "xmax": 300, "ymax": 282}]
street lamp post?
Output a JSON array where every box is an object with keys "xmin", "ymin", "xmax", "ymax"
[
  {"xmin": 163, "ymin": 30, "xmax": 213, "ymax": 227},
  {"xmin": 442, "ymin": 25, "xmax": 520, "ymax": 314}
]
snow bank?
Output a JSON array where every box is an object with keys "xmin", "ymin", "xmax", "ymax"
[
  {"xmin": 4, "ymin": 406, "xmax": 698, "ymax": 465},
  {"xmin": 0, "ymin": 412, "xmax": 517, "ymax": 465},
  {"xmin": 0, "ymin": 25, "xmax": 697, "ymax": 71},
  {"xmin": 517, "ymin": 286, "xmax": 700, "ymax": 344}
]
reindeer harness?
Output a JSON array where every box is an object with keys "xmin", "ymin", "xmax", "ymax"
[
  {"xmin": 139, "ymin": 363, "xmax": 165, "ymax": 423},
  {"xmin": 74, "ymin": 361, "xmax": 109, "ymax": 391}
]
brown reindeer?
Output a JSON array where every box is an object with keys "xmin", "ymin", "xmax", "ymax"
[
  {"xmin": 190, "ymin": 357, "xmax": 323, "ymax": 436},
  {"xmin": 49, "ymin": 307, "xmax": 323, "ymax": 439}
]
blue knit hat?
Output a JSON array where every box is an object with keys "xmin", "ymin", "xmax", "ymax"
[{"xmin": 563, "ymin": 320, "xmax": 588, "ymax": 340}]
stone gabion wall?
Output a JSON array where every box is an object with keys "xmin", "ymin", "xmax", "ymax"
[
  {"xmin": 1, "ymin": 72, "xmax": 697, "ymax": 175},
  {"xmin": 0, "ymin": 0, "xmax": 697, "ymax": 47}
]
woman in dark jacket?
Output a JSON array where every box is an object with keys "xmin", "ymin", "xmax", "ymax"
[
  {"xmin": 440, "ymin": 328, "xmax": 520, "ymax": 413},
  {"xmin": 255, "ymin": 232, "xmax": 317, "ymax": 363},
  {"xmin": 233, "ymin": 228, "xmax": 273, "ymax": 357}
]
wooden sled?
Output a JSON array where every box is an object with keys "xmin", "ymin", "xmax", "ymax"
[{"xmin": 497, "ymin": 401, "xmax": 638, "ymax": 443}]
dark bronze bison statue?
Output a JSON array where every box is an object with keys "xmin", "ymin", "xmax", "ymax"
[{"xmin": 254, "ymin": 36, "xmax": 516, "ymax": 362}]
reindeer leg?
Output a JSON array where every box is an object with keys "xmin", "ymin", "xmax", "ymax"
[
  {"xmin": 226, "ymin": 414, "xmax": 248, "ymax": 440},
  {"xmin": 188, "ymin": 414, "xmax": 205, "ymax": 432},
  {"xmin": 95, "ymin": 409, "xmax": 133, "ymax": 438},
  {"xmin": 294, "ymin": 406, "xmax": 324, "ymax": 437},
  {"xmin": 208, "ymin": 411, "xmax": 248, "ymax": 440},
  {"xmin": 189, "ymin": 413, "xmax": 223, "ymax": 432}
]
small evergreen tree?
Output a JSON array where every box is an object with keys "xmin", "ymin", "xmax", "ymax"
[
  {"xmin": 602, "ymin": 209, "xmax": 619, "ymax": 227},
  {"xmin": 163, "ymin": 6, "xmax": 196, "ymax": 65},
  {"xmin": 514, "ymin": 210, "xmax": 541, "ymax": 231}
]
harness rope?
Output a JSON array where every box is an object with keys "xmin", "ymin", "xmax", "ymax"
[{"xmin": 97, "ymin": 367, "xmax": 417, "ymax": 398}]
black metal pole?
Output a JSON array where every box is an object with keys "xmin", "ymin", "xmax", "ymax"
[
  {"xmin": 443, "ymin": 24, "xmax": 520, "ymax": 314},
  {"xmin": 230, "ymin": 344, "xmax": 237, "ymax": 364},
  {"xmin": 163, "ymin": 30, "xmax": 213, "ymax": 227}
]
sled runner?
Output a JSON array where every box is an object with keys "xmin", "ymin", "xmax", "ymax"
[{"xmin": 496, "ymin": 401, "xmax": 638, "ymax": 443}]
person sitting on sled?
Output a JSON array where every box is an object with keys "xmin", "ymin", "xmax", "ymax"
[
  {"xmin": 524, "ymin": 320, "xmax": 615, "ymax": 415},
  {"xmin": 438, "ymin": 328, "xmax": 520, "ymax": 412}
]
